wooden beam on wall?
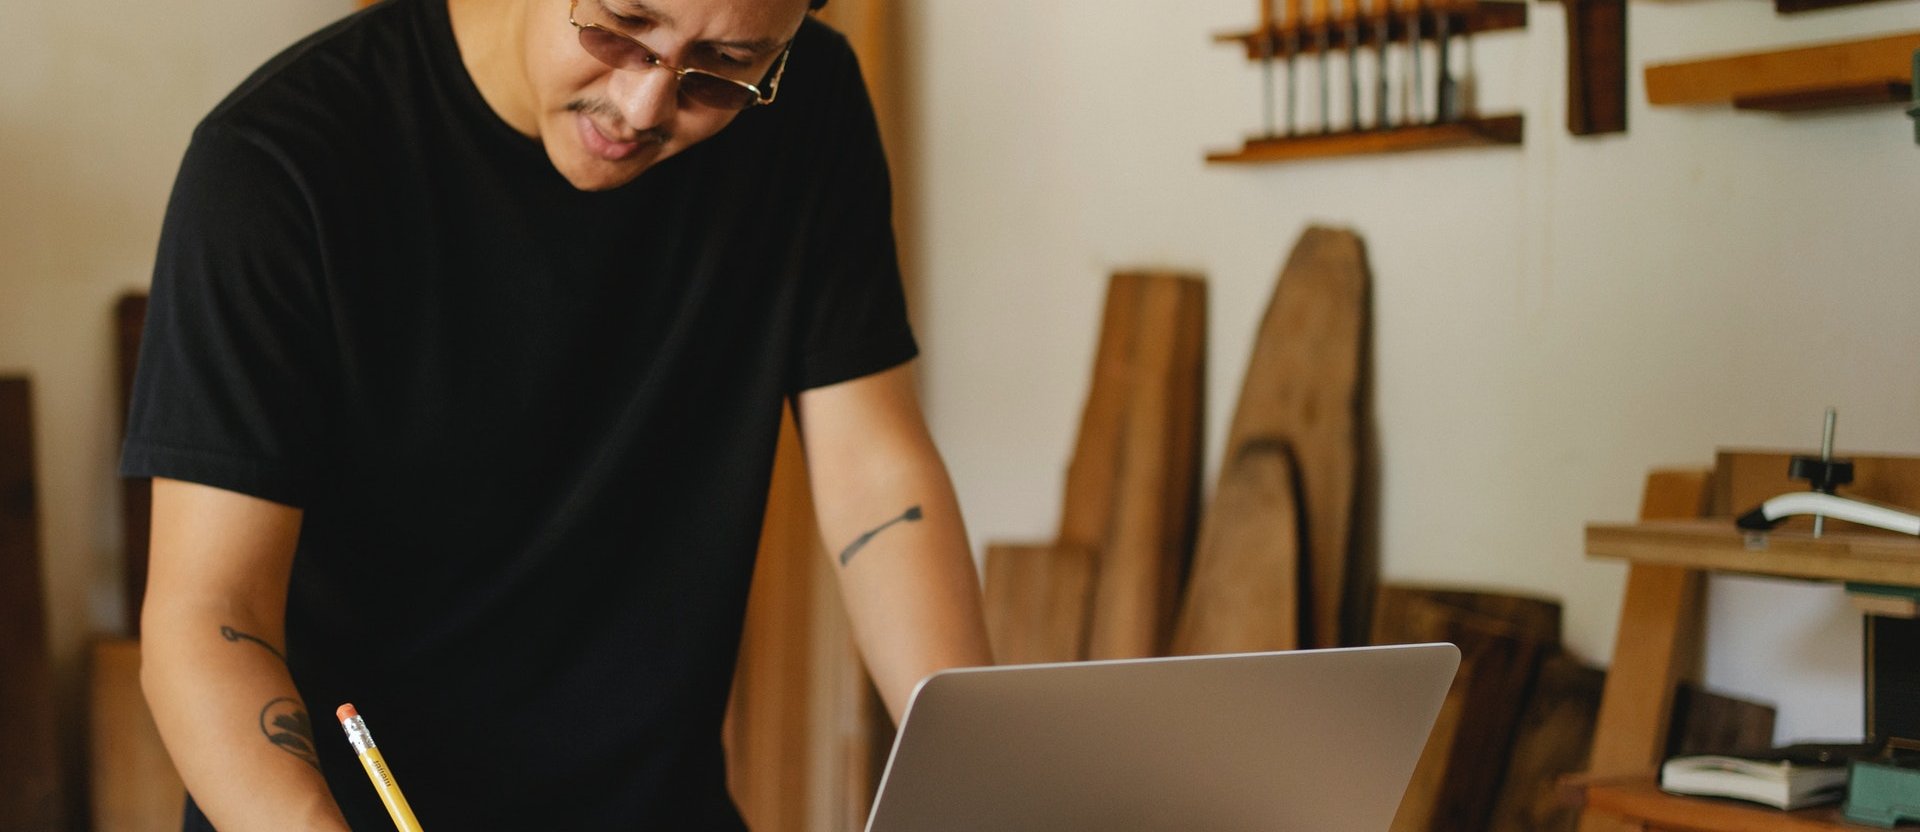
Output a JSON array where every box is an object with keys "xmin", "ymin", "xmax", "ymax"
[{"xmin": 0, "ymin": 378, "xmax": 64, "ymax": 832}]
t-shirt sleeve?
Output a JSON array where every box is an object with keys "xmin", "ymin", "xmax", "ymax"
[
  {"xmin": 786, "ymin": 37, "xmax": 918, "ymax": 394},
  {"xmin": 121, "ymin": 121, "xmax": 336, "ymax": 507}
]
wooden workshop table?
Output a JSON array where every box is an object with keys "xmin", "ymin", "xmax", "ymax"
[{"xmin": 1577, "ymin": 519, "xmax": 1920, "ymax": 832}]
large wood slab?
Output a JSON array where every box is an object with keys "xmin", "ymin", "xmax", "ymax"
[
  {"xmin": 984, "ymin": 542, "xmax": 1097, "ymax": 665},
  {"xmin": 1374, "ymin": 586, "xmax": 1561, "ymax": 832},
  {"xmin": 1227, "ymin": 227, "xmax": 1367, "ymax": 648},
  {"xmin": 90, "ymin": 638, "xmax": 185, "ymax": 832},
  {"xmin": 1082, "ymin": 273, "xmax": 1207, "ymax": 660},
  {"xmin": 119, "ymin": 293, "xmax": 151, "ymax": 635},
  {"xmin": 1487, "ymin": 651, "xmax": 1604, "ymax": 832},
  {"xmin": 0, "ymin": 378, "xmax": 63, "ymax": 832},
  {"xmin": 1171, "ymin": 440, "xmax": 1302, "ymax": 655}
]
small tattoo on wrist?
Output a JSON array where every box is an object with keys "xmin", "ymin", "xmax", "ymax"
[{"xmin": 839, "ymin": 505, "xmax": 924, "ymax": 566}]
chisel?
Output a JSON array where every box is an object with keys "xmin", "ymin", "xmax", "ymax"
[
  {"xmin": 1404, "ymin": 0, "xmax": 1423, "ymax": 124},
  {"xmin": 1373, "ymin": 0, "xmax": 1391, "ymax": 128},
  {"xmin": 1286, "ymin": 0, "xmax": 1304, "ymax": 135},
  {"xmin": 1311, "ymin": 0, "xmax": 1332, "ymax": 133},
  {"xmin": 1259, "ymin": 0, "xmax": 1278, "ymax": 137},
  {"xmin": 1343, "ymin": 0, "xmax": 1362, "ymax": 131},
  {"xmin": 1435, "ymin": 0, "xmax": 1456, "ymax": 122}
]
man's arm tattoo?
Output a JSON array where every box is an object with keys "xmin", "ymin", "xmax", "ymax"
[
  {"xmin": 838, "ymin": 505, "xmax": 924, "ymax": 566},
  {"xmin": 259, "ymin": 697, "xmax": 322, "ymax": 771},
  {"xmin": 221, "ymin": 627, "xmax": 316, "ymax": 769},
  {"xmin": 220, "ymin": 625, "xmax": 287, "ymax": 664}
]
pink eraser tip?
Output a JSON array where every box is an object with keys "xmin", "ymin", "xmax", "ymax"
[{"xmin": 336, "ymin": 703, "xmax": 359, "ymax": 722}]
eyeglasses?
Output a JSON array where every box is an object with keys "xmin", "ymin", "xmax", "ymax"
[{"xmin": 568, "ymin": 0, "xmax": 790, "ymax": 111}]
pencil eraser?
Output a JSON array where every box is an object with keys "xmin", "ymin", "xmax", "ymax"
[{"xmin": 336, "ymin": 703, "xmax": 359, "ymax": 723}]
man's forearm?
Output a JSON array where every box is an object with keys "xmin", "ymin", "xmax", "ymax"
[{"xmin": 142, "ymin": 610, "xmax": 352, "ymax": 832}]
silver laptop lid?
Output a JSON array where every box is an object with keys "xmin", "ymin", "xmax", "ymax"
[{"xmin": 865, "ymin": 643, "xmax": 1460, "ymax": 832}]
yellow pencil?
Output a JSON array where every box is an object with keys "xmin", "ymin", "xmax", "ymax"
[{"xmin": 336, "ymin": 703, "xmax": 426, "ymax": 832}]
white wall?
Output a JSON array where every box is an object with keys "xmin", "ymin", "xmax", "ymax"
[
  {"xmin": 907, "ymin": 0, "xmax": 1920, "ymax": 744},
  {"xmin": 4, "ymin": 0, "xmax": 1915, "ymax": 796},
  {"xmin": 1, "ymin": 0, "xmax": 350, "ymax": 811}
]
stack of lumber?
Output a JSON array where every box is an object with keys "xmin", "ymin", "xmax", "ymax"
[
  {"xmin": 986, "ymin": 226, "xmax": 1371, "ymax": 664},
  {"xmin": 985, "ymin": 271, "xmax": 1207, "ymax": 664},
  {"xmin": 1, "ymin": 378, "xmax": 64, "ymax": 832}
]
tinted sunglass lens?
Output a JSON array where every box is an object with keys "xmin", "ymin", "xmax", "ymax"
[
  {"xmin": 578, "ymin": 27, "xmax": 647, "ymax": 70},
  {"xmin": 680, "ymin": 75, "xmax": 758, "ymax": 110}
]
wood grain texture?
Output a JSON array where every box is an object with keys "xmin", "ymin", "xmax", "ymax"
[
  {"xmin": 1227, "ymin": 227, "xmax": 1368, "ymax": 648},
  {"xmin": 90, "ymin": 638, "xmax": 185, "ymax": 832},
  {"xmin": 1207, "ymin": 116, "xmax": 1524, "ymax": 165},
  {"xmin": 1083, "ymin": 273, "xmax": 1207, "ymax": 661},
  {"xmin": 1488, "ymin": 651, "xmax": 1605, "ymax": 832},
  {"xmin": 1565, "ymin": 0, "xmax": 1627, "ymax": 135},
  {"xmin": 983, "ymin": 542, "xmax": 1097, "ymax": 666},
  {"xmin": 1645, "ymin": 31, "xmax": 1920, "ymax": 106},
  {"xmin": 1712, "ymin": 448, "xmax": 1920, "ymax": 533},
  {"xmin": 1586, "ymin": 520, "xmax": 1920, "ymax": 586},
  {"xmin": 1057, "ymin": 275, "xmax": 1143, "ymax": 553},
  {"xmin": 1577, "ymin": 469, "xmax": 1710, "ymax": 832},
  {"xmin": 1375, "ymin": 586, "xmax": 1561, "ymax": 832},
  {"xmin": 1170, "ymin": 440, "xmax": 1302, "ymax": 655},
  {"xmin": 0, "ymin": 378, "xmax": 63, "ymax": 832},
  {"xmin": 119, "ymin": 292, "xmax": 150, "ymax": 636}
]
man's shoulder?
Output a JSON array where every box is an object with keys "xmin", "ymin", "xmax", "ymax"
[{"xmin": 199, "ymin": 0, "xmax": 426, "ymax": 156}]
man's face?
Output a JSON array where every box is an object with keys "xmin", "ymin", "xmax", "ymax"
[{"xmin": 523, "ymin": 0, "xmax": 809, "ymax": 191}]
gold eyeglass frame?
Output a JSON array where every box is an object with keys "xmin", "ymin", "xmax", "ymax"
[{"xmin": 567, "ymin": 0, "xmax": 791, "ymax": 109}]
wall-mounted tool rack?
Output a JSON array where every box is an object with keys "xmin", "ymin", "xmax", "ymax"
[
  {"xmin": 1645, "ymin": 30, "xmax": 1920, "ymax": 114},
  {"xmin": 1206, "ymin": 0, "xmax": 1528, "ymax": 165}
]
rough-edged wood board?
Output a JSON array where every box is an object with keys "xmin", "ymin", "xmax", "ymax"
[
  {"xmin": 984, "ymin": 542, "xmax": 1096, "ymax": 665},
  {"xmin": 726, "ymin": 407, "xmax": 878, "ymax": 832},
  {"xmin": 1712, "ymin": 448, "xmax": 1920, "ymax": 534},
  {"xmin": 1667, "ymin": 685, "xmax": 1776, "ymax": 758},
  {"xmin": 1375, "ymin": 586, "xmax": 1560, "ymax": 832},
  {"xmin": 0, "ymin": 378, "xmax": 63, "ymax": 832},
  {"xmin": 119, "ymin": 292, "xmax": 150, "ymax": 635},
  {"xmin": 1085, "ymin": 273, "xmax": 1206, "ymax": 660},
  {"xmin": 1056, "ymin": 275, "xmax": 1144, "ymax": 552},
  {"xmin": 1645, "ymin": 31, "xmax": 1920, "ymax": 106},
  {"xmin": 1170, "ymin": 440, "xmax": 1301, "ymax": 655},
  {"xmin": 1488, "ymin": 651, "xmax": 1605, "ymax": 832},
  {"xmin": 1228, "ymin": 227, "xmax": 1367, "ymax": 649},
  {"xmin": 90, "ymin": 638, "xmax": 184, "ymax": 832},
  {"xmin": 1577, "ymin": 468, "xmax": 1710, "ymax": 832}
]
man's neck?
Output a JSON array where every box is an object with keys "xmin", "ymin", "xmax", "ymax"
[{"xmin": 447, "ymin": 0, "xmax": 540, "ymax": 138}]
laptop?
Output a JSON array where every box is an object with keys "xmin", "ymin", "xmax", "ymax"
[{"xmin": 863, "ymin": 643, "xmax": 1460, "ymax": 832}]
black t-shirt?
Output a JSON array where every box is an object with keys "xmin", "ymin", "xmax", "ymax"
[{"xmin": 122, "ymin": 0, "xmax": 914, "ymax": 827}]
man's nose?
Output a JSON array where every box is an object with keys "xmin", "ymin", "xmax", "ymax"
[{"xmin": 608, "ymin": 65, "xmax": 677, "ymax": 135}]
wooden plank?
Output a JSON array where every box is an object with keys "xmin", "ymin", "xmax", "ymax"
[
  {"xmin": 1711, "ymin": 448, "xmax": 1920, "ymax": 532},
  {"xmin": 1586, "ymin": 520, "xmax": 1920, "ymax": 586},
  {"xmin": 983, "ymin": 542, "xmax": 1097, "ymax": 665},
  {"xmin": 1666, "ymin": 685, "xmax": 1775, "ymax": 758},
  {"xmin": 1056, "ymin": 275, "xmax": 1144, "ymax": 554},
  {"xmin": 119, "ymin": 292, "xmax": 150, "ymax": 636},
  {"xmin": 0, "ymin": 378, "xmax": 62, "ymax": 832},
  {"xmin": 1170, "ymin": 440, "xmax": 1301, "ymax": 655},
  {"xmin": 1375, "ymin": 586, "xmax": 1561, "ymax": 832},
  {"xmin": 1565, "ymin": 0, "xmax": 1628, "ymax": 135},
  {"xmin": 90, "ymin": 638, "xmax": 185, "ymax": 832},
  {"xmin": 1578, "ymin": 469, "xmax": 1710, "ymax": 832},
  {"xmin": 1734, "ymin": 81, "xmax": 1910, "ymax": 112},
  {"xmin": 1085, "ymin": 273, "xmax": 1207, "ymax": 660},
  {"xmin": 1488, "ymin": 651, "xmax": 1605, "ymax": 832},
  {"xmin": 1645, "ymin": 31, "xmax": 1920, "ymax": 106},
  {"xmin": 1226, "ymin": 226, "xmax": 1368, "ymax": 649}
]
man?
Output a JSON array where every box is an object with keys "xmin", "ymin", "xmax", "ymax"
[{"xmin": 123, "ymin": 0, "xmax": 993, "ymax": 828}]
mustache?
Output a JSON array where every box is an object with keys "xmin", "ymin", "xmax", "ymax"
[{"xmin": 566, "ymin": 99, "xmax": 671, "ymax": 146}]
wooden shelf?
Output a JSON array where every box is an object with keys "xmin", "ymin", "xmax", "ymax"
[
  {"xmin": 1213, "ymin": 0, "xmax": 1527, "ymax": 58},
  {"xmin": 1646, "ymin": 31, "xmax": 1920, "ymax": 113},
  {"xmin": 1586, "ymin": 519, "xmax": 1920, "ymax": 587},
  {"xmin": 1586, "ymin": 779, "xmax": 1859, "ymax": 832},
  {"xmin": 1206, "ymin": 114, "xmax": 1523, "ymax": 165}
]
